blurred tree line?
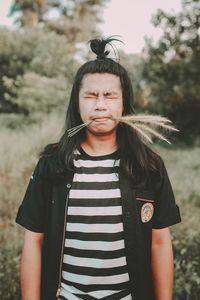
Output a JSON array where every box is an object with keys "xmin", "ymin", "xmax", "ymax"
[
  {"xmin": 0, "ymin": 0, "xmax": 199, "ymax": 142},
  {"xmin": 121, "ymin": 0, "xmax": 200, "ymax": 142},
  {"xmin": 142, "ymin": 0, "xmax": 200, "ymax": 141},
  {"xmin": 9, "ymin": 0, "xmax": 108, "ymax": 43}
]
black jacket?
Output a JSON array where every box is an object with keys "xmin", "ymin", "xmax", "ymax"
[{"xmin": 16, "ymin": 157, "xmax": 181, "ymax": 300}]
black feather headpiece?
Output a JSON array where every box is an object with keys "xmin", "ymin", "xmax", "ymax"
[{"xmin": 89, "ymin": 35, "xmax": 123, "ymax": 59}]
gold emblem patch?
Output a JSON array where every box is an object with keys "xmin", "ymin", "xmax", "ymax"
[{"xmin": 141, "ymin": 203, "xmax": 154, "ymax": 223}]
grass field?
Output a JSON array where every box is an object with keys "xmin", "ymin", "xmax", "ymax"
[{"xmin": 0, "ymin": 114, "xmax": 199, "ymax": 299}]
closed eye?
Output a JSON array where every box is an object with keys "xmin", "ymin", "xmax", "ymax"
[
  {"xmin": 104, "ymin": 92, "xmax": 118, "ymax": 99},
  {"xmin": 84, "ymin": 96, "xmax": 97, "ymax": 99},
  {"xmin": 83, "ymin": 92, "xmax": 119, "ymax": 99},
  {"xmin": 105, "ymin": 95, "xmax": 118, "ymax": 99},
  {"xmin": 84, "ymin": 92, "xmax": 98, "ymax": 99}
]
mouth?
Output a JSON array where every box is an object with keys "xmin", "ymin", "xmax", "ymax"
[
  {"xmin": 91, "ymin": 115, "xmax": 113, "ymax": 122},
  {"xmin": 93, "ymin": 117, "xmax": 109, "ymax": 122}
]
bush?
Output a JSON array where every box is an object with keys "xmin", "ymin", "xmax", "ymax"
[
  {"xmin": 0, "ymin": 27, "xmax": 76, "ymax": 79},
  {"xmin": 173, "ymin": 233, "xmax": 200, "ymax": 300},
  {"xmin": 0, "ymin": 113, "xmax": 64, "ymax": 298},
  {"xmin": 0, "ymin": 232, "xmax": 22, "ymax": 300},
  {"xmin": 3, "ymin": 72, "xmax": 70, "ymax": 115},
  {"xmin": 160, "ymin": 146, "xmax": 200, "ymax": 299},
  {"xmin": 0, "ymin": 27, "xmax": 77, "ymax": 115}
]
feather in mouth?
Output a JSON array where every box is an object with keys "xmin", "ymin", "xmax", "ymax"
[{"xmin": 67, "ymin": 114, "xmax": 179, "ymax": 143}]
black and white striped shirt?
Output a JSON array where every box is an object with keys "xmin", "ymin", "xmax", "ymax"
[{"xmin": 60, "ymin": 149, "xmax": 132, "ymax": 300}]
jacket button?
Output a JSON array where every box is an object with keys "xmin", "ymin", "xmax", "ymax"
[
  {"xmin": 66, "ymin": 183, "xmax": 71, "ymax": 188},
  {"xmin": 125, "ymin": 211, "xmax": 131, "ymax": 218}
]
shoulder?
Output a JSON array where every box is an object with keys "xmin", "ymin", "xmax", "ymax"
[
  {"xmin": 150, "ymin": 155, "xmax": 173, "ymax": 196},
  {"xmin": 154, "ymin": 155, "xmax": 165, "ymax": 176},
  {"xmin": 146, "ymin": 154, "xmax": 169, "ymax": 190},
  {"xmin": 33, "ymin": 147, "xmax": 59, "ymax": 181},
  {"xmin": 37, "ymin": 142, "xmax": 67, "ymax": 180},
  {"xmin": 31, "ymin": 157, "xmax": 51, "ymax": 183}
]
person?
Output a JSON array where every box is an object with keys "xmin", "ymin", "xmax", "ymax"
[{"xmin": 16, "ymin": 37, "xmax": 181, "ymax": 300}]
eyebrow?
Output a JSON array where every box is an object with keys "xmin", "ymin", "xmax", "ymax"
[
  {"xmin": 104, "ymin": 91, "xmax": 119, "ymax": 96},
  {"xmin": 84, "ymin": 91, "xmax": 98, "ymax": 96}
]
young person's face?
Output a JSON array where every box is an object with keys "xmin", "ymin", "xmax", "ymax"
[{"xmin": 79, "ymin": 73, "xmax": 123, "ymax": 136}]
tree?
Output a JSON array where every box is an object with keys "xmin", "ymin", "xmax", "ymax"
[
  {"xmin": 142, "ymin": 0, "xmax": 200, "ymax": 140},
  {"xmin": 9, "ymin": 0, "xmax": 48, "ymax": 27},
  {"xmin": 46, "ymin": 0, "xmax": 109, "ymax": 44},
  {"xmin": 9, "ymin": 0, "xmax": 109, "ymax": 44},
  {"xmin": 118, "ymin": 50, "xmax": 146, "ymax": 111},
  {"xmin": 0, "ymin": 28, "xmax": 76, "ymax": 115}
]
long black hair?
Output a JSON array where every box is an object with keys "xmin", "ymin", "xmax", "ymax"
[{"xmin": 41, "ymin": 37, "xmax": 161, "ymax": 185}]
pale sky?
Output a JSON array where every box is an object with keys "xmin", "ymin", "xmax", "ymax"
[{"xmin": 0, "ymin": 0, "xmax": 182, "ymax": 53}]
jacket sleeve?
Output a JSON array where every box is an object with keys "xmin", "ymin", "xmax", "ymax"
[
  {"xmin": 152, "ymin": 160, "xmax": 181, "ymax": 229},
  {"xmin": 16, "ymin": 158, "xmax": 48, "ymax": 233}
]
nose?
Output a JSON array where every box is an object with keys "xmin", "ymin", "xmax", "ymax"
[{"xmin": 94, "ymin": 97, "xmax": 107, "ymax": 111}]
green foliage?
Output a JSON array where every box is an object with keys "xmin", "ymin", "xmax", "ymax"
[
  {"xmin": 119, "ymin": 51, "xmax": 146, "ymax": 111},
  {"xmin": 142, "ymin": 0, "xmax": 200, "ymax": 140},
  {"xmin": 28, "ymin": 32, "xmax": 76, "ymax": 79},
  {"xmin": 0, "ymin": 113, "xmax": 63, "ymax": 298},
  {"xmin": 9, "ymin": 0, "xmax": 109, "ymax": 44},
  {"xmin": 0, "ymin": 230, "xmax": 22, "ymax": 300},
  {"xmin": 4, "ymin": 72, "xmax": 70, "ymax": 115},
  {"xmin": 155, "ymin": 145, "xmax": 200, "ymax": 299},
  {"xmin": 0, "ymin": 27, "xmax": 77, "ymax": 117},
  {"xmin": 45, "ymin": 0, "xmax": 109, "ymax": 44},
  {"xmin": 173, "ymin": 234, "xmax": 200, "ymax": 300},
  {"xmin": 0, "ymin": 27, "xmax": 77, "ymax": 78}
]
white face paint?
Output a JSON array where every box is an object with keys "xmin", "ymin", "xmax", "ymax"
[{"xmin": 79, "ymin": 73, "xmax": 123, "ymax": 136}]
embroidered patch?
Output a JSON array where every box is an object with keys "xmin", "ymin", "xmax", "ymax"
[{"xmin": 141, "ymin": 203, "xmax": 154, "ymax": 223}]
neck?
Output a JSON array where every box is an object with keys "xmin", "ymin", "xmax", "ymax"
[{"xmin": 81, "ymin": 131, "xmax": 118, "ymax": 156}]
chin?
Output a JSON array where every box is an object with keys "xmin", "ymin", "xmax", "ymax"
[{"xmin": 87, "ymin": 127, "xmax": 117, "ymax": 136}]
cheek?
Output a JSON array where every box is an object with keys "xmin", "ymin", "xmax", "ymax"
[
  {"xmin": 111, "ymin": 100, "xmax": 123, "ymax": 117},
  {"xmin": 79, "ymin": 101, "xmax": 91, "ymax": 121}
]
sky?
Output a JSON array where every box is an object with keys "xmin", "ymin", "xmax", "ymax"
[{"xmin": 0, "ymin": 0, "xmax": 182, "ymax": 54}]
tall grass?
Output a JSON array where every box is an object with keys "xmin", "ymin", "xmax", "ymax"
[
  {"xmin": 158, "ymin": 146, "xmax": 200, "ymax": 235},
  {"xmin": 0, "ymin": 113, "xmax": 63, "ymax": 300},
  {"xmin": 160, "ymin": 147, "xmax": 200, "ymax": 300},
  {"xmin": 0, "ymin": 113, "xmax": 63, "ymax": 229},
  {"xmin": 0, "ymin": 114, "xmax": 199, "ymax": 299}
]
